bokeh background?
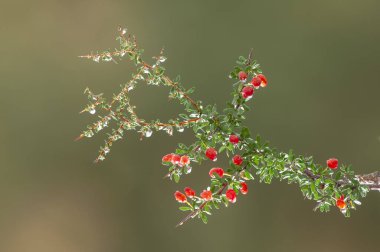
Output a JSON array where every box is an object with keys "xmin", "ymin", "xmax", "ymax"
[{"xmin": 1, "ymin": 0, "xmax": 379, "ymax": 251}]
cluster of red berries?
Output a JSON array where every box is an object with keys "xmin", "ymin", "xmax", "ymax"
[
  {"xmin": 174, "ymin": 187, "xmax": 213, "ymax": 202},
  {"xmin": 175, "ymin": 182, "xmax": 248, "ymax": 204},
  {"xmin": 238, "ymin": 71, "xmax": 268, "ymax": 100},
  {"xmin": 173, "ymin": 142, "xmax": 250, "ymax": 206},
  {"xmin": 174, "ymin": 187, "xmax": 196, "ymax": 203},
  {"xmin": 206, "ymin": 147, "xmax": 244, "ymax": 166},
  {"xmin": 326, "ymin": 157, "xmax": 346, "ymax": 210},
  {"xmin": 224, "ymin": 182, "xmax": 249, "ymax": 203},
  {"xmin": 170, "ymin": 152, "xmax": 342, "ymax": 211},
  {"xmin": 162, "ymin": 153, "xmax": 190, "ymax": 167}
]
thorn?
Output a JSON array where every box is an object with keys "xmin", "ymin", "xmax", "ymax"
[
  {"xmin": 246, "ymin": 48, "xmax": 254, "ymax": 65},
  {"xmin": 74, "ymin": 134, "xmax": 84, "ymax": 141}
]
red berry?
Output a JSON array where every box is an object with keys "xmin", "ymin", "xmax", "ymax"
[
  {"xmin": 205, "ymin": 148, "xmax": 217, "ymax": 161},
  {"xmin": 180, "ymin": 155, "xmax": 190, "ymax": 166},
  {"xmin": 209, "ymin": 167, "xmax": 224, "ymax": 178},
  {"xmin": 225, "ymin": 189, "xmax": 237, "ymax": 203},
  {"xmin": 174, "ymin": 191, "xmax": 187, "ymax": 203},
  {"xmin": 240, "ymin": 182, "xmax": 248, "ymax": 195},
  {"xmin": 257, "ymin": 74, "xmax": 268, "ymax": 87},
  {"xmin": 184, "ymin": 187, "xmax": 195, "ymax": 198},
  {"xmin": 229, "ymin": 134, "xmax": 239, "ymax": 144},
  {"xmin": 162, "ymin": 153, "xmax": 173, "ymax": 163},
  {"xmin": 251, "ymin": 77, "xmax": 261, "ymax": 88},
  {"xmin": 171, "ymin": 154, "xmax": 181, "ymax": 165},
  {"xmin": 327, "ymin": 158, "xmax": 338, "ymax": 170},
  {"xmin": 241, "ymin": 86, "xmax": 254, "ymax": 99},
  {"xmin": 336, "ymin": 195, "xmax": 346, "ymax": 209},
  {"xmin": 200, "ymin": 190, "xmax": 212, "ymax": 201},
  {"xmin": 232, "ymin": 155, "xmax": 243, "ymax": 166},
  {"xmin": 238, "ymin": 71, "xmax": 248, "ymax": 81}
]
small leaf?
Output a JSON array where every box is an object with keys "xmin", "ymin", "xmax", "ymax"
[
  {"xmin": 173, "ymin": 174, "xmax": 180, "ymax": 183},
  {"xmin": 241, "ymin": 127, "xmax": 251, "ymax": 139},
  {"xmin": 179, "ymin": 206, "xmax": 192, "ymax": 211},
  {"xmin": 200, "ymin": 213, "xmax": 208, "ymax": 224}
]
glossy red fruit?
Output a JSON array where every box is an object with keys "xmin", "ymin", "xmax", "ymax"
[
  {"xmin": 180, "ymin": 155, "xmax": 190, "ymax": 166},
  {"xmin": 209, "ymin": 167, "xmax": 224, "ymax": 178},
  {"xmin": 174, "ymin": 191, "xmax": 187, "ymax": 203},
  {"xmin": 225, "ymin": 189, "xmax": 237, "ymax": 203},
  {"xmin": 257, "ymin": 74, "xmax": 268, "ymax": 87},
  {"xmin": 229, "ymin": 134, "xmax": 239, "ymax": 145},
  {"xmin": 241, "ymin": 86, "xmax": 254, "ymax": 99},
  {"xmin": 184, "ymin": 187, "xmax": 195, "ymax": 198},
  {"xmin": 200, "ymin": 190, "xmax": 212, "ymax": 201},
  {"xmin": 251, "ymin": 76, "xmax": 261, "ymax": 88},
  {"xmin": 171, "ymin": 154, "xmax": 181, "ymax": 165},
  {"xmin": 238, "ymin": 71, "xmax": 248, "ymax": 81},
  {"xmin": 336, "ymin": 195, "xmax": 346, "ymax": 209},
  {"xmin": 327, "ymin": 158, "xmax": 338, "ymax": 170},
  {"xmin": 240, "ymin": 182, "xmax": 248, "ymax": 195},
  {"xmin": 205, "ymin": 148, "xmax": 217, "ymax": 161},
  {"xmin": 232, "ymin": 155, "xmax": 243, "ymax": 166},
  {"xmin": 162, "ymin": 153, "xmax": 173, "ymax": 163}
]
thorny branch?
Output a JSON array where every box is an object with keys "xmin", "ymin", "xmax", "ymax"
[{"xmin": 78, "ymin": 27, "xmax": 379, "ymax": 226}]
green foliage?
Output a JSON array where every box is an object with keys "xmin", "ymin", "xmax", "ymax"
[{"xmin": 78, "ymin": 27, "xmax": 377, "ymax": 226}]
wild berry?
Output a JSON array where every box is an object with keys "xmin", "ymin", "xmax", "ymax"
[
  {"xmin": 200, "ymin": 190, "xmax": 212, "ymax": 201},
  {"xmin": 225, "ymin": 189, "xmax": 237, "ymax": 203},
  {"xmin": 336, "ymin": 195, "xmax": 346, "ymax": 209},
  {"xmin": 251, "ymin": 77, "xmax": 261, "ymax": 88},
  {"xmin": 180, "ymin": 155, "xmax": 190, "ymax": 166},
  {"xmin": 257, "ymin": 74, "xmax": 268, "ymax": 87},
  {"xmin": 327, "ymin": 158, "xmax": 338, "ymax": 170},
  {"xmin": 238, "ymin": 71, "xmax": 248, "ymax": 81},
  {"xmin": 240, "ymin": 182, "xmax": 248, "ymax": 195},
  {"xmin": 162, "ymin": 153, "xmax": 173, "ymax": 163},
  {"xmin": 205, "ymin": 147, "xmax": 217, "ymax": 161},
  {"xmin": 241, "ymin": 86, "xmax": 254, "ymax": 99},
  {"xmin": 209, "ymin": 167, "xmax": 224, "ymax": 178},
  {"xmin": 232, "ymin": 155, "xmax": 243, "ymax": 166},
  {"xmin": 184, "ymin": 187, "xmax": 195, "ymax": 198},
  {"xmin": 174, "ymin": 191, "xmax": 187, "ymax": 203},
  {"xmin": 171, "ymin": 154, "xmax": 181, "ymax": 165},
  {"xmin": 229, "ymin": 134, "xmax": 239, "ymax": 144}
]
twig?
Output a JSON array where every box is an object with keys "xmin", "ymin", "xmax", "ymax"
[{"xmin": 176, "ymin": 183, "xmax": 228, "ymax": 227}]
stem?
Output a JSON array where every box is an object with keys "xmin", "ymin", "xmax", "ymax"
[
  {"xmin": 304, "ymin": 168, "xmax": 380, "ymax": 191},
  {"xmin": 176, "ymin": 183, "xmax": 228, "ymax": 227}
]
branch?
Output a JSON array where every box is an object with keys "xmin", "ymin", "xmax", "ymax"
[
  {"xmin": 356, "ymin": 171, "xmax": 380, "ymax": 191},
  {"xmin": 304, "ymin": 168, "xmax": 380, "ymax": 191},
  {"xmin": 78, "ymin": 27, "xmax": 379, "ymax": 226}
]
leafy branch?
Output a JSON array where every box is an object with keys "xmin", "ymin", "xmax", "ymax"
[{"xmin": 77, "ymin": 27, "xmax": 379, "ymax": 225}]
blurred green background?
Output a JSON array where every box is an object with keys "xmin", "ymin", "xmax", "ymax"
[{"xmin": 0, "ymin": 0, "xmax": 379, "ymax": 251}]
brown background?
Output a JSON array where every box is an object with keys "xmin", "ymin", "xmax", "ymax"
[{"xmin": 0, "ymin": 0, "xmax": 379, "ymax": 251}]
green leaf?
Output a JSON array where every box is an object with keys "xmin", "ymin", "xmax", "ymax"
[
  {"xmin": 179, "ymin": 206, "xmax": 192, "ymax": 211},
  {"xmin": 200, "ymin": 212, "xmax": 208, "ymax": 224},
  {"xmin": 244, "ymin": 170, "xmax": 255, "ymax": 180},
  {"xmin": 173, "ymin": 174, "xmax": 180, "ymax": 183},
  {"xmin": 241, "ymin": 127, "xmax": 251, "ymax": 139}
]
